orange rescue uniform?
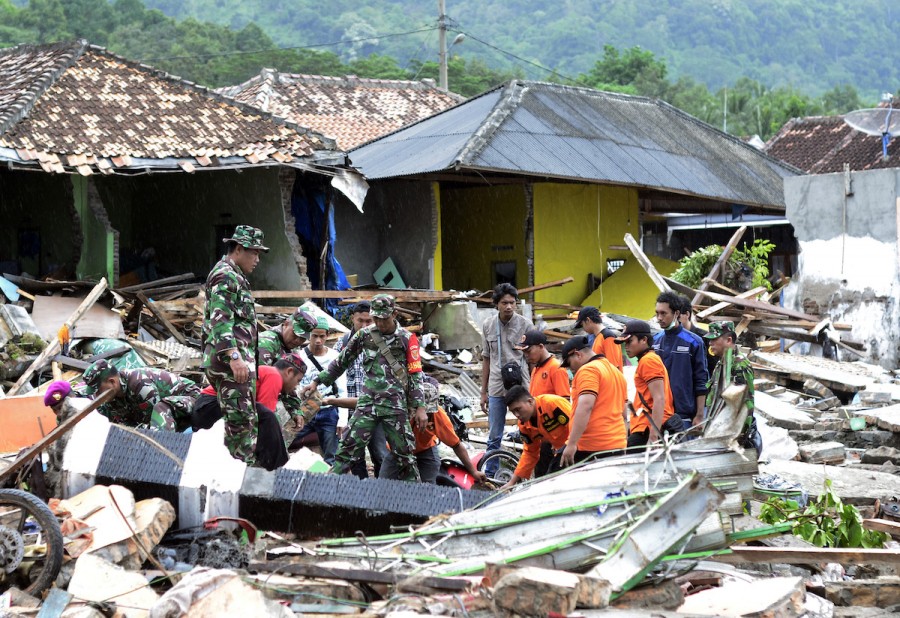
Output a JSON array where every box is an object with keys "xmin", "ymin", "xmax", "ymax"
[
  {"xmin": 592, "ymin": 333, "xmax": 624, "ymax": 372},
  {"xmin": 630, "ymin": 350, "xmax": 675, "ymax": 433},
  {"xmin": 571, "ymin": 356, "xmax": 627, "ymax": 451},
  {"xmin": 529, "ymin": 356, "xmax": 571, "ymax": 398},
  {"xmin": 514, "ymin": 394, "xmax": 572, "ymax": 479},
  {"xmin": 410, "ymin": 407, "xmax": 461, "ymax": 454}
]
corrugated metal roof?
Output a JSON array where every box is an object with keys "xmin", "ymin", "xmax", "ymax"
[{"xmin": 350, "ymin": 81, "xmax": 798, "ymax": 208}]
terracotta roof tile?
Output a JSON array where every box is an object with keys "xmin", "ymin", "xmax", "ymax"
[
  {"xmin": 0, "ymin": 41, "xmax": 337, "ymax": 173},
  {"xmin": 219, "ymin": 70, "xmax": 464, "ymax": 150},
  {"xmin": 766, "ymin": 111, "xmax": 900, "ymax": 174}
]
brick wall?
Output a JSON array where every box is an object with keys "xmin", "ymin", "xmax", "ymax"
[
  {"xmin": 86, "ymin": 179, "xmax": 119, "ymax": 285},
  {"xmin": 278, "ymin": 167, "xmax": 311, "ymax": 290}
]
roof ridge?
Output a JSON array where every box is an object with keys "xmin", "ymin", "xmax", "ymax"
[
  {"xmin": 0, "ymin": 39, "xmax": 88, "ymax": 136},
  {"xmin": 83, "ymin": 44, "xmax": 339, "ymax": 153},
  {"xmin": 454, "ymin": 80, "xmax": 527, "ymax": 165}
]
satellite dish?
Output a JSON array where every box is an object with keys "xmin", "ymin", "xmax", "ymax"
[
  {"xmin": 843, "ymin": 108, "xmax": 900, "ymax": 136},
  {"xmin": 844, "ymin": 96, "xmax": 900, "ymax": 161}
]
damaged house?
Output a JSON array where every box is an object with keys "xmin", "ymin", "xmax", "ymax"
[
  {"xmin": 348, "ymin": 80, "xmax": 799, "ymax": 313},
  {"xmin": 0, "ymin": 40, "xmax": 346, "ymax": 290},
  {"xmin": 765, "ymin": 106, "xmax": 900, "ymax": 366},
  {"xmin": 218, "ymin": 70, "xmax": 463, "ymax": 290}
]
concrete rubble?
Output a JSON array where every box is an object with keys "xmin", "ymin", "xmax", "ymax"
[{"xmin": 4, "ymin": 258, "xmax": 900, "ymax": 616}]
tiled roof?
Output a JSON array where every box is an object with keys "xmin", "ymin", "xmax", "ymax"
[
  {"xmin": 765, "ymin": 112, "xmax": 900, "ymax": 174},
  {"xmin": 350, "ymin": 80, "xmax": 797, "ymax": 210},
  {"xmin": 218, "ymin": 70, "xmax": 464, "ymax": 150},
  {"xmin": 0, "ymin": 41, "xmax": 336, "ymax": 175}
]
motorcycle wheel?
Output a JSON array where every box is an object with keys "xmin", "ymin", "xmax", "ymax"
[
  {"xmin": 0, "ymin": 489, "xmax": 64, "ymax": 596},
  {"xmin": 476, "ymin": 449, "xmax": 520, "ymax": 485}
]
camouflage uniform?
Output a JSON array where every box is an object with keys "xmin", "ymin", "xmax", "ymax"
[
  {"xmin": 257, "ymin": 310, "xmax": 316, "ymax": 422},
  {"xmin": 704, "ymin": 321, "xmax": 761, "ymax": 450},
  {"xmin": 202, "ymin": 225, "xmax": 268, "ymax": 464},
  {"xmin": 317, "ymin": 295, "xmax": 424, "ymax": 481},
  {"xmin": 83, "ymin": 360, "xmax": 199, "ymax": 431}
]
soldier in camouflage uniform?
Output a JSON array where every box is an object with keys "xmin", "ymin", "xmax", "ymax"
[
  {"xmin": 258, "ymin": 308, "xmax": 317, "ymax": 423},
  {"xmin": 704, "ymin": 321, "xmax": 762, "ymax": 451},
  {"xmin": 202, "ymin": 225, "xmax": 268, "ymax": 465},
  {"xmin": 303, "ymin": 294, "xmax": 427, "ymax": 481},
  {"xmin": 83, "ymin": 359, "xmax": 200, "ymax": 431}
]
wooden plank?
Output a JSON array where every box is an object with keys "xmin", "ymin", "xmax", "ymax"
[
  {"xmin": 0, "ymin": 389, "xmax": 115, "ymax": 484},
  {"xmin": 254, "ymin": 289, "xmax": 457, "ymax": 301},
  {"xmin": 863, "ymin": 518, "xmax": 900, "ymax": 538},
  {"xmin": 624, "ymin": 233, "xmax": 671, "ymax": 293},
  {"xmin": 517, "ymin": 277, "xmax": 574, "ymax": 296},
  {"xmin": 137, "ymin": 292, "xmax": 187, "ymax": 345},
  {"xmin": 696, "ymin": 286, "xmax": 767, "ymax": 319},
  {"xmin": 8, "ymin": 278, "xmax": 108, "ymax": 396},
  {"xmin": 116, "ymin": 272, "xmax": 196, "ymax": 292},
  {"xmin": 247, "ymin": 561, "xmax": 470, "ymax": 591},
  {"xmin": 696, "ymin": 289, "xmax": 821, "ymax": 322},
  {"xmin": 712, "ymin": 546, "xmax": 900, "ymax": 566},
  {"xmin": 691, "ymin": 225, "xmax": 748, "ymax": 306}
]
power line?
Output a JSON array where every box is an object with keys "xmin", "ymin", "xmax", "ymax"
[
  {"xmin": 143, "ymin": 26, "xmax": 438, "ymax": 62},
  {"xmin": 452, "ymin": 29, "xmax": 579, "ymax": 85}
]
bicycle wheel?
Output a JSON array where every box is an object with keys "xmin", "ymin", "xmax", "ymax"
[
  {"xmin": 0, "ymin": 489, "xmax": 64, "ymax": 596},
  {"xmin": 476, "ymin": 449, "xmax": 520, "ymax": 485}
]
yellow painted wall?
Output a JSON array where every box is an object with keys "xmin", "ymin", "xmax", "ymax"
[
  {"xmin": 431, "ymin": 181, "xmax": 443, "ymax": 290},
  {"xmin": 582, "ymin": 254, "xmax": 679, "ymax": 320},
  {"xmin": 533, "ymin": 183, "xmax": 639, "ymax": 306},
  {"xmin": 440, "ymin": 184, "xmax": 527, "ymax": 291}
]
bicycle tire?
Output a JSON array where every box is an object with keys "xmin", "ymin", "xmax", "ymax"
[
  {"xmin": 0, "ymin": 488, "xmax": 64, "ymax": 596},
  {"xmin": 476, "ymin": 449, "xmax": 520, "ymax": 484}
]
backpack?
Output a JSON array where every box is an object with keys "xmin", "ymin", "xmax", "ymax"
[{"xmin": 501, "ymin": 361, "xmax": 525, "ymax": 391}]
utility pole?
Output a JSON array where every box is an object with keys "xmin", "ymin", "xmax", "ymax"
[{"xmin": 438, "ymin": 0, "xmax": 448, "ymax": 90}]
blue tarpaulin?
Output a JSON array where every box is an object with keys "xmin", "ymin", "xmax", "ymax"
[{"xmin": 291, "ymin": 182, "xmax": 350, "ymax": 314}]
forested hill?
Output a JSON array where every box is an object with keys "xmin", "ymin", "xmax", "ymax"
[{"xmin": 143, "ymin": 0, "xmax": 898, "ymax": 99}]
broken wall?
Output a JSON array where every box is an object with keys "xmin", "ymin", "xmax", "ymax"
[
  {"xmin": 73, "ymin": 176, "xmax": 116, "ymax": 283},
  {"xmin": 784, "ymin": 168, "xmax": 900, "ymax": 366},
  {"xmin": 440, "ymin": 184, "xmax": 528, "ymax": 291},
  {"xmin": 333, "ymin": 180, "xmax": 436, "ymax": 288},
  {"xmin": 0, "ymin": 169, "xmax": 76, "ymax": 277},
  {"xmin": 533, "ymin": 183, "xmax": 639, "ymax": 306},
  {"xmin": 96, "ymin": 168, "xmax": 305, "ymax": 290}
]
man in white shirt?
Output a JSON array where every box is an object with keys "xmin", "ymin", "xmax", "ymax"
[{"xmin": 292, "ymin": 316, "xmax": 347, "ymax": 464}]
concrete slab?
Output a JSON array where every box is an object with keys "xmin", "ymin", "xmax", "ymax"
[{"xmin": 761, "ymin": 460, "xmax": 900, "ymax": 505}]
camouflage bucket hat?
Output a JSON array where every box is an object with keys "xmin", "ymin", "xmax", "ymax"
[
  {"xmin": 314, "ymin": 316, "xmax": 330, "ymax": 331},
  {"xmin": 370, "ymin": 294, "xmax": 395, "ymax": 318},
  {"xmin": 82, "ymin": 359, "xmax": 117, "ymax": 396},
  {"xmin": 704, "ymin": 321, "xmax": 735, "ymax": 339},
  {"xmin": 291, "ymin": 309, "xmax": 317, "ymax": 338},
  {"xmin": 223, "ymin": 225, "xmax": 269, "ymax": 252},
  {"xmin": 280, "ymin": 352, "xmax": 307, "ymax": 374}
]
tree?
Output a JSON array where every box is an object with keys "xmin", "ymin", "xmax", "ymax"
[
  {"xmin": 821, "ymin": 84, "xmax": 865, "ymax": 114},
  {"xmin": 19, "ymin": 0, "xmax": 69, "ymax": 43},
  {"xmin": 578, "ymin": 45, "xmax": 668, "ymax": 96}
]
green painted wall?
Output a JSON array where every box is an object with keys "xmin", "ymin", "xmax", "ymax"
[
  {"xmin": 533, "ymin": 183, "xmax": 639, "ymax": 306},
  {"xmin": 72, "ymin": 176, "xmax": 114, "ymax": 282},
  {"xmin": 440, "ymin": 184, "xmax": 527, "ymax": 291},
  {"xmin": 0, "ymin": 170, "xmax": 74, "ymax": 277}
]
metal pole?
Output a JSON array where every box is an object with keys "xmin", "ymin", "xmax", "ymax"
[{"xmin": 438, "ymin": 0, "xmax": 448, "ymax": 90}]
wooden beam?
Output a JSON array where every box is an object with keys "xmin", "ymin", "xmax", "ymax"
[
  {"xmin": 696, "ymin": 286, "xmax": 767, "ymax": 319},
  {"xmin": 0, "ymin": 389, "xmax": 115, "ymax": 484},
  {"xmin": 517, "ymin": 277, "xmax": 574, "ymax": 296},
  {"xmin": 695, "ymin": 289, "xmax": 821, "ymax": 322},
  {"xmin": 8, "ymin": 278, "xmax": 108, "ymax": 396},
  {"xmin": 712, "ymin": 546, "xmax": 900, "ymax": 566},
  {"xmin": 624, "ymin": 233, "xmax": 671, "ymax": 293},
  {"xmin": 863, "ymin": 518, "xmax": 900, "ymax": 538},
  {"xmin": 137, "ymin": 292, "xmax": 187, "ymax": 345},
  {"xmin": 691, "ymin": 225, "xmax": 747, "ymax": 306},
  {"xmin": 254, "ymin": 289, "xmax": 457, "ymax": 301},
  {"xmin": 117, "ymin": 273, "xmax": 195, "ymax": 292}
]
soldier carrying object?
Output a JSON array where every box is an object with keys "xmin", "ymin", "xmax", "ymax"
[
  {"xmin": 202, "ymin": 224, "xmax": 268, "ymax": 465},
  {"xmin": 303, "ymin": 294, "xmax": 427, "ymax": 482},
  {"xmin": 83, "ymin": 359, "xmax": 200, "ymax": 431}
]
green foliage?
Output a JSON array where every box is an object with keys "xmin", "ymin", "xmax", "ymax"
[
  {"xmin": 671, "ymin": 239, "xmax": 776, "ymax": 292},
  {"xmin": 759, "ymin": 480, "xmax": 888, "ymax": 549}
]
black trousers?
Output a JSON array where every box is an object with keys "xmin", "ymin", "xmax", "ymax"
[
  {"xmin": 627, "ymin": 414, "xmax": 686, "ymax": 448},
  {"xmin": 191, "ymin": 393, "xmax": 288, "ymax": 471}
]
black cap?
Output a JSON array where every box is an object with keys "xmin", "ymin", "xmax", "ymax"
[
  {"xmin": 575, "ymin": 306, "xmax": 601, "ymax": 328},
  {"xmin": 614, "ymin": 319, "xmax": 653, "ymax": 344},
  {"xmin": 514, "ymin": 329, "xmax": 547, "ymax": 350},
  {"xmin": 560, "ymin": 335, "xmax": 591, "ymax": 368}
]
